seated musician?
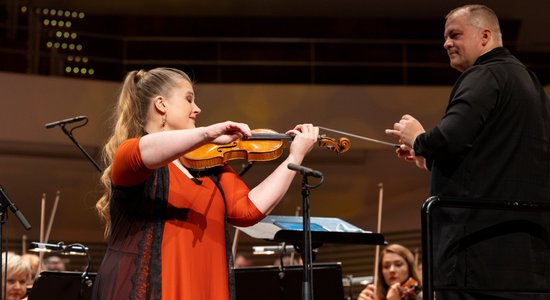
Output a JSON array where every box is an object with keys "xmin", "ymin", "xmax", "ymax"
[
  {"xmin": 358, "ymin": 244, "xmax": 422, "ymax": 300},
  {"xmin": 1, "ymin": 252, "xmax": 32, "ymax": 300}
]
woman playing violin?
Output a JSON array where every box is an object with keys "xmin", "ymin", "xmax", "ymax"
[
  {"xmin": 92, "ymin": 67, "xmax": 318, "ymax": 300},
  {"xmin": 359, "ymin": 244, "xmax": 422, "ymax": 300}
]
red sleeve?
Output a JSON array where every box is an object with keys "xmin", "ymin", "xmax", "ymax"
[
  {"xmin": 219, "ymin": 165, "xmax": 266, "ymax": 227},
  {"xmin": 111, "ymin": 138, "xmax": 153, "ymax": 186}
]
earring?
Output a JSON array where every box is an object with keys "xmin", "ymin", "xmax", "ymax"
[{"xmin": 161, "ymin": 114, "xmax": 167, "ymax": 127}]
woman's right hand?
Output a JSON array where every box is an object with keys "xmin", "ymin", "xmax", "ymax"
[
  {"xmin": 204, "ymin": 121, "xmax": 251, "ymax": 144},
  {"xmin": 358, "ymin": 284, "xmax": 376, "ymax": 300}
]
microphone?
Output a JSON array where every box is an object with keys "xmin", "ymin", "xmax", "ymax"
[
  {"xmin": 45, "ymin": 115, "xmax": 87, "ymax": 129},
  {"xmin": 0, "ymin": 186, "xmax": 32, "ymax": 230},
  {"xmin": 287, "ymin": 163, "xmax": 323, "ymax": 178}
]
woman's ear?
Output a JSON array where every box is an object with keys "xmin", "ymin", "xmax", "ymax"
[{"xmin": 153, "ymin": 96, "xmax": 167, "ymax": 113}]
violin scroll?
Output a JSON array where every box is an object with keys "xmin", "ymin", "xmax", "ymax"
[{"xmin": 318, "ymin": 135, "xmax": 351, "ymax": 154}]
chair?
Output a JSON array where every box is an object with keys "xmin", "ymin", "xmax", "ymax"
[{"xmin": 421, "ymin": 196, "xmax": 550, "ymax": 299}]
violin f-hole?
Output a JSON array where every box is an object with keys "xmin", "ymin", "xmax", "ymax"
[{"xmin": 216, "ymin": 142, "xmax": 237, "ymax": 152}]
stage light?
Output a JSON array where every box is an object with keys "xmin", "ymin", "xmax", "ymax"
[{"xmin": 20, "ymin": 6, "xmax": 27, "ymax": 13}]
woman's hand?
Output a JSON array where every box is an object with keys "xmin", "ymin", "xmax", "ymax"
[
  {"xmin": 286, "ymin": 124, "xmax": 318, "ymax": 162},
  {"xmin": 386, "ymin": 282, "xmax": 404, "ymax": 300},
  {"xmin": 247, "ymin": 123, "xmax": 318, "ymax": 214},
  {"xmin": 358, "ymin": 284, "xmax": 376, "ymax": 300},
  {"xmin": 204, "ymin": 121, "xmax": 251, "ymax": 144}
]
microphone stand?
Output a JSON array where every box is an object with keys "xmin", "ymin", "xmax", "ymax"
[
  {"xmin": 299, "ymin": 173, "xmax": 323, "ymax": 300},
  {"xmin": 0, "ymin": 186, "xmax": 32, "ymax": 300},
  {"xmin": 59, "ymin": 123, "xmax": 103, "ymax": 173}
]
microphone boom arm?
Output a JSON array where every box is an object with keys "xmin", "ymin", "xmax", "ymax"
[
  {"xmin": 45, "ymin": 116, "xmax": 103, "ymax": 173},
  {"xmin": 60, "ymin": 124, "xmax": 103, "ymax": 173}
]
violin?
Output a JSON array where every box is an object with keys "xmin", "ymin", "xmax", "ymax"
[
  {"xmin": 180, "ymin": 128, "xmax": 351, "ymax": 170},
  {"xmin": 400, "ymin": 277, "xmax": 420, "ymax": 300}
]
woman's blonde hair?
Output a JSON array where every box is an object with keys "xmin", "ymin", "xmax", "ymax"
[
  {"xmin": 375, "ymin": 244, "xmax": 421, "ymax": 300},
  {"xmin": 1, "ymin": 252, "xmax": 31, "ymax": 283},
  {"xmin": 96, "ymin": 67, "xmax": 191, "ymax": 238}
]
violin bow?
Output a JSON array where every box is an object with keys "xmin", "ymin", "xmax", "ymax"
[
  {"xmin": 318, "ymin": 126, "xmax": 399, "ymax": 148},
  {"xmin": 373, "ymin": 183, "xmax": 384, "ymax": 289}
]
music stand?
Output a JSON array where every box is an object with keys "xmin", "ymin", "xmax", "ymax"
[
  {"xmin": 234, "ymin": 263, "xmax": 344, "ymax": 300},
  {"xmin": 28, "ymin": 271, "xmax": 96, "ymax": 300},
  {"xmin": 238, "ymin": 215, "xmax": 385, "ymax": 299},
  {"xmin": 237, "ymin": 215, "xmax": 386, "ymax": 246}
]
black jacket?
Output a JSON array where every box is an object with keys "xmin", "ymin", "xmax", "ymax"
[{"xmin": 415, "ymin": 47, "xmax": 550, "ymax": 202}]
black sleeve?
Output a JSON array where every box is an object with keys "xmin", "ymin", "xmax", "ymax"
[{"xmin": 414, "ymin": 66, "xmax": 499, "ymax": 162}]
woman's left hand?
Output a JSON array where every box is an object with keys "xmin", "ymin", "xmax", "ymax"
[
  {"xmin": 286, "ymin": 124, "xmax": 318, "ymax": 160},
  {"xmin": 386, "ymin": 282, "xmax": 403, "ymax": 300}
]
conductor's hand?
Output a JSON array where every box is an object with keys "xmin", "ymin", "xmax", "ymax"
[
  {"xmin": 204, "ymin": 121, "xmax": 251, "ymax": 144},
  {"xmin": 396, "ymin": 144, "xmax": 427, "ymax": 170},
  {"xmin": 385, "ymin": 114, "xmax": 425, "ymax": 148}
]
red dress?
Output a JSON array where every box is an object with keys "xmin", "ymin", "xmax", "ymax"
[{"xmin": 99, "ymin": 138, "xmax": 265, "ymax": 300}]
